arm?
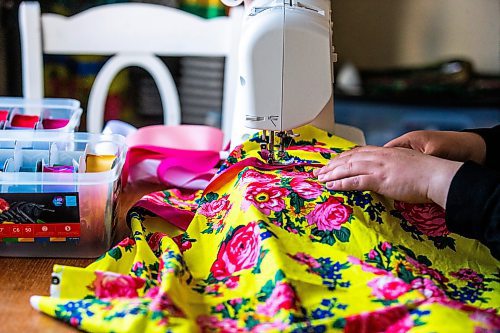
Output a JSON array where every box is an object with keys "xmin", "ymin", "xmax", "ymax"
[
  {"xmin": 384, "ymin": 125, "xmax": 500, "ymax": 171},
  {"xmin": 446, "ymin": 161, "xmax": 500, "ymax": 259},
  {"xmin": 384, "ymin": 130, "xmax": 487, "ymax": 165},
  {"xmin": 463, "ymin": 125, "xmax": 500, "ymax": 171}
]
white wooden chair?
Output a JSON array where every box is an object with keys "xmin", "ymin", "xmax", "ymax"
[{"xmin": 19, "ymin": 1, "xmax": 243, "ymax": 144}]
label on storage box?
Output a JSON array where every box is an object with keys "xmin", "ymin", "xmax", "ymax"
[{"xmin": 0, "ymin": 193, "xmax": 80, "ymax": 243}]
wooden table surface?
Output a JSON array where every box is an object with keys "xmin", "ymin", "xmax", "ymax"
[
  {"xmin": 0, "ymin": 258, "xmax": 94, "ymax": 332},
  {"xmin": 0, "ymin": 182, "xmax": 165, "ymax": 332}
]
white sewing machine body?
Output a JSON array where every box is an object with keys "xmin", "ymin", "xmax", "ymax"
[{"xmin": 229, "ymin": 0, "xmax": 337, "ymax": 162}]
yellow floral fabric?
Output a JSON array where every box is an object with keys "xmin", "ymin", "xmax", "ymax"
[{"xmin": 32, "ymin": 125, "xmax": 500, "ymax": 332}]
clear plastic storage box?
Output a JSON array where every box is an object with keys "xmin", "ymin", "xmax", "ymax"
[
  {"xmin": 0, "ymin": 131, "xmax": 126, "ymax": 258},
  {"xmin": 0, "ymin": 97, "xmax": 82, "ymax": 131}
]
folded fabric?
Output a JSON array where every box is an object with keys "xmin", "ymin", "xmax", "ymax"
[{"xmin": 31, "ymin": 125, "xmax": 500, "ymax": 332}]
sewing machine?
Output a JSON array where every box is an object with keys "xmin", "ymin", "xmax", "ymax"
[{"xmin": 225, "ymin": 0, "xmax": 337, "ymax": 163}]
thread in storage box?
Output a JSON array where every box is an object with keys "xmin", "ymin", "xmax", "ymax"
[
  {"xmin": 0, "ymin": 131, "xmax": 126, "ymax": 258},
  {"xmin": 0, "ymin": 97, "xmax": 82, "ymax": 131}
]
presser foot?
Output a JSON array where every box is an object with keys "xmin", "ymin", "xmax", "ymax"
[{"xmin": 260, "ymin": 130, "xmax": 299, "ymax": 164}]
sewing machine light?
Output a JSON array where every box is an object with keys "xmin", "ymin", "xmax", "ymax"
[{"xmin": 220, "ymin": 0, "xmax": 243, "ymax": 6}]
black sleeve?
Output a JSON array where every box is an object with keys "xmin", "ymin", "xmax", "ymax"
[
  {"xmin": 464, "ymin": 124, "xmax": 500, "ymax": 172},
  {"xmin": 446, "ymin": 161, "xmax": 500, "ymax": 259}
]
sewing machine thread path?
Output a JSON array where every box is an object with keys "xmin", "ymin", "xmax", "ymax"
[{"xmin": 226, "ymin": 0, "xmax": 336, "ymax": 164}]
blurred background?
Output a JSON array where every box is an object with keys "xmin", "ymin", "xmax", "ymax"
[
  {"xmin": 331, "ymin": 0, "xmax": 499, "ymax": 144},
  {"xmin": 0, "ymin": 0, "xmax": 499, "ymax": 144}
]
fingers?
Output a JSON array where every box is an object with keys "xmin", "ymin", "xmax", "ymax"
[
  {"xmin": 384, "ymin": 131, "xmax": 430, "ymax": 153},
  {"xmin": 384, "ymin": 135, "xmax": 411, "ymax": 148},
  {"xmin": 317, "ymin": 160, "xmax": 375, "ymax": 183},
  {"xmin": 325, "ymin": 175, "xmax": 377, "ymax": 191},
  {"xmin": 314, "ymin": 146, "xmax": 387, "ymax": 177},
  {"xmin": 314, "ymin": 147, "xmax": 386, "ymax": 194}
]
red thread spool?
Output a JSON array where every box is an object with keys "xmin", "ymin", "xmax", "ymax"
[
  {"xmin": 0, "ymin": 110, "xmax": 9, "ymax": 122},
  {"xmin": 11, "ymin": 114, "xmax": 39, "ymax": 128},
  {"xmin": 42, "ymin": 118, "xmax": 70, "ymax": 129}
]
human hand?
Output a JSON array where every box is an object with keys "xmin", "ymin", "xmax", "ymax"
[
  {"xmin": 313, "ymin": 146, "xmax": 463, "ymax": 208},
  {"xmin": 384, "ymin": 130, "xmax": 486, "ymax": 165}
]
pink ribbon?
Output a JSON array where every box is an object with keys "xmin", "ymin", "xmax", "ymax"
[
  {"xmin": 122, "ymin": 145, "xmax": 221, "ymax": 189},
  {"xmin": 122, "ymin": 125, "xmax": 226, "ymax": 190}
]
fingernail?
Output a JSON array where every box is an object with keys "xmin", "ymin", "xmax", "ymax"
[
  {"xmin": 318, "ymin": 174, "xmax": 324, "ymax": 181},
  {"xmin": 326, "ymin": 181, "xmax": 334, "ymax": 189}
]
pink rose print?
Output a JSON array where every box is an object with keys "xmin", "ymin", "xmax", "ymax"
[
  {"xmin": 368, "ymin": 275, "xmax": 411, "ymax": 300},
  {"xmin": 290, "ymin": 177, "xmax": 323, "ymax": 200},
  {"xmin": 172, "ymin": 234, "xmax": 193, "ymax": 253},
  {"xmin": 348, "ymin": 256, "xmax": 389, "ymax": 276},
  {"xmin": 229, "ymin": 298, "xmax": 243, "ymax": 306},
  {"xmin": 232, "ymin": 144, "xmax": 243, "ymax": 159},
  {"xmin": 94, "ymin": 271, "xmax": 145, "ymax": 299},
  {"xmin": 146, "ymin": 286, "xmax": 185, "ymax": 316},
  {"xmin": 288, "ymin": 145, "xmax": 334, "ymax": 154},
  {"xmin": 368, "ymin": 249, "xmax": 378, "ymax": 260},
  {"xmin": 394, "ymin": 201, "xmax": 448, "ymax": 237},
  {"xmin": 280, "ymin": 170, "xmax": 310, "ymax": 179},
  {"xmin": 345, "ymin": 304, "xmax": 409, "ymax": 333},
  {"xmin": 381, "ymin": 242, "xmax": 392, "ymax": 252},
  {"xmin": 205, "ymin": 284, "xmax": 220, "ymax": 294},
  {"xmin": 148, "ymin": 232, "xmax": 166, "ymax": 252},
  {"xmin": 240, "ymin": 169, "xmax": 278, "ymax": 185},
  {"xmin": 242, "ymin": 181, "xmax": 289, "ymax": 215},
  {"xmin": 252, "ymin": 322, "xmax": 289, "ymax": 332},
  {"xmin": 180, "ymin": 241, "xmax": 192, "ymax": 252},
  {"xmin": 132, "ymin": 261, "xmax": 144, "ymax": 272},
  {"xmin": 225, "ymin": 276, "xmax": 240, "ymax": 289},
  {"xmin": 306, "ymin": 196, "xmax": 352, "ymax": 231},
  {"xmin": 410, "ymin": 278, "xmax": 446, "ymax": 299},
  {"xmin": 293, "ymin": 252, "xmax": 321, "ymax": 268},
  {"xmin": 117, "ymin": 237, "xmax": 136, "ymax": 248},
  {"xmin": 385, "ymin": 315, "xmax": 414, "ymax": 333},
  {"xmin": 450, "ymin": 268, "xmax": 484, "ymax": 284},
  {"xmin": 199, "ymin": 195, "xmax": 231, "ymax": 218},
  {"xmin": 406, "ymin": 256, "xmax": 448, "ymax": 283},
  {"xmin": 197, "ymin": 315, "xmax": 244, "ymax": 333},
  {"xmin": 210, "ymin": 222, "xmax": 261, "ymax": 280},
  {"xmin": 256, "ymin": 282, "xmax": 297, "ymax": 317},
  {"xmin": 470, "ymin": 311, "xmax": 500, "ymax": 331}
]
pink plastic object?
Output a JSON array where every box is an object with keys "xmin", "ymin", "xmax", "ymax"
[{"xmin": 122, "ymin": 125, "xmax": 226, "ymax": 190}]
